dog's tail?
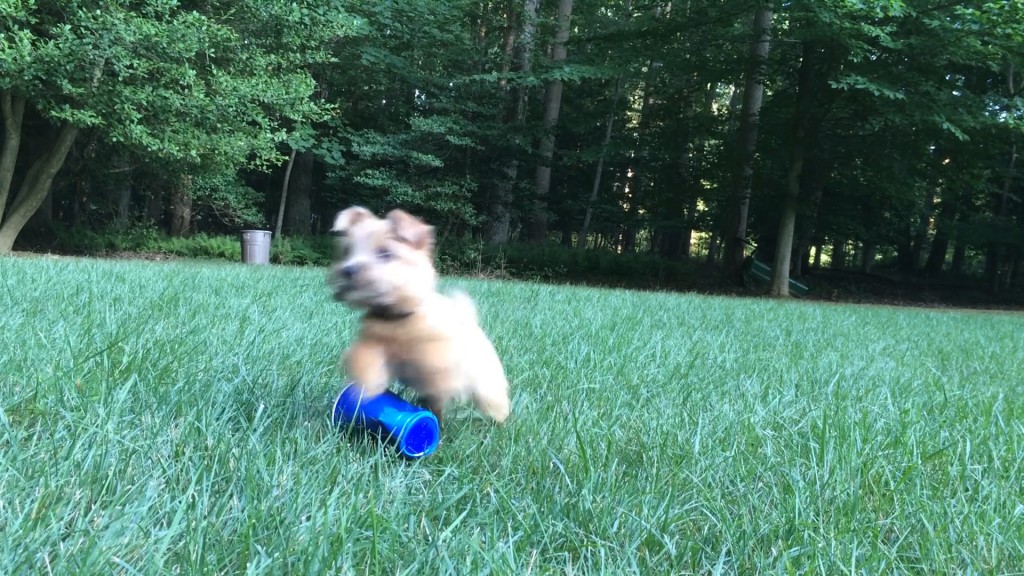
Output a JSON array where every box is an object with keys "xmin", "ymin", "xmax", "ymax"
[{"xmin": 448, "ymin": 289, "xmax": 480, "ymax": 325}]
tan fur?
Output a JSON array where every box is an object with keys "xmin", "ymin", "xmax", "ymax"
[{"xmin": 327, "ymin": 206, "xmax": 511, "ymax": 426}]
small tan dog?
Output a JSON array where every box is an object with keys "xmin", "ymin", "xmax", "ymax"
[{"xmin": 326, "ymin": 206, "xmax": 511, "ymax": 427}]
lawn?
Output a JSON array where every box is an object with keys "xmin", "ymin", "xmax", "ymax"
[{"xmin": 1, "ymin": 254, "xmax": 1023, "ymax": 574}]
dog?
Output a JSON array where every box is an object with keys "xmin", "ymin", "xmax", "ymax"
[{"xmin": 326, "ymin": 206, "xmax": 511, "ymax": 427}]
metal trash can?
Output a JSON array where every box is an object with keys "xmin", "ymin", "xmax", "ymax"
[{"xmin": 240, "ymin": 230, "xmax": 272, "ymax": 264}]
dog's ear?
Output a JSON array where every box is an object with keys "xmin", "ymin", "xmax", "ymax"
[
  {"xmin": 330, "ymin": 206, "xmax": 376, "ymax": 237},
  {"xmin": 386, "ymin": 209, "xmax": 435, "ymax": 253}
]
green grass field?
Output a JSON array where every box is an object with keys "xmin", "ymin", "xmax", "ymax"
[{"xmin": 2, "ymin": 255, "xmax": 1023, "ymax": 574}]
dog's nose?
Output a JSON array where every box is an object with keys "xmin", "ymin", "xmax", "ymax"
[{"xmin": 340, "ymin": 263, "xmax": 361, "ymax": 280}]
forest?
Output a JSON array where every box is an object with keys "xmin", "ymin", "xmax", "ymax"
[{"xmin": 2, "ymin": 0, "xmax": 1023, "ymax": 303}]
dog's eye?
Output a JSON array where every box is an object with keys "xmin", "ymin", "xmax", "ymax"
[{"xmin": 376, "ymin": 247, "xmax": 394, "ymax": 261}]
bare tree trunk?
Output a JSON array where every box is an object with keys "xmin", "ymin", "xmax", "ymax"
[
  {"xmin": 286, "ymin": 150, "xmax": 314, "ymax": 235},
  {"xmin": 987, "ymin": 66, "xmax": 1021, "ymax": 291},
  {"xmin": 1010, "ymin": 250, "xmax": 1022, "ymax": 290},
  {"xmin": 792, "ymin": 164, "xmax": 825, "ymax": 278},
  {"xmin": 526, "ymin": 0, "xmax": 574, "ymax": 243},
  {"xmin": 831, "ymin": 239, "xmax": 846, "ymax": 268},
  {"xmin": 72, "ymin": 177, "xmax": 88, "ymax": 227},
  {"xmin": 489, "ymin": 0, "xmax": 538, "ymax": 244},
  {"xmin": 770, "ymin": 40, "xmax": 820, "ymax": 297},
  {"xmin": 560, "ymin": 218, "xmax": 573, "ymax": 247},
  {"xmin": 169, "ymin": 174, "xmax": 194, "ymax": 238},
  {"xmin": 904, "ymin": 193, "xmax": 934, "ymax": 272},
  {"xmin": 622, "ymin": 70, "xmax": 655, "ymax": 254},
  {"xmin": 677, "ymin": 84, "xmax": 716, "ymax": 261},
  {"xmin": 107, "ymin": 155, "xmax": 133, "ymax": 229},
  {"xmin": 0, "ymin": 124, "xmax": 79, "ymax": 253},
  {"xmin": 988, "ymin": 142, "xmax": 1017, "ymax": 290},
  {"xmin": 488, "ymin": 169, "xmax": 516, "ymax": 244},
  {"xmin": 275, "ymin": 148, "xmax": 298, "ymax": 238},
  {"xmin": 578, "ymin": 77, "xmax": 623, "ymax": 252},
  {"xmin": 147, "ymin": 186, "xmax": 164, "ymax": 223},
  {"xmin": 951, "ymin": 241, "xmax": 967, "ymax": 275},
  {"xmin": 498, "ymin": 2, "xmax": 519, "ymax": 88},
  {"xmin": 861, "ymin": 241, "xmax": 877, "ymax": 273},
  {"xmin": 771, "ymin": 159, "xmax": 802, "ymax": 296},
  {"xmin": 722, "ymin": 4, "xmax": 773, "ymax": 281},
  {"xmin": 0, "ymin": 90, "xmax": 26, "ymax": 226},
  {"xmin": 924, "ymin": 192, "xmax": 957, "ymax": 275},
  {"xmin": 486, "ymin": 1, "xmax": 521, "ymax": 244},
  {"xmin": 706, "ymin": 234, "xmax": 720, "ymax": 265}
]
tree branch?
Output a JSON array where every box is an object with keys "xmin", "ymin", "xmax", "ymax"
[
  {"xmin": 1, "ymin": 124, "xmax": 79, "ymax": 252},
  {"xmin": 0, "ymin": 89, "xmax": 26, "ymax": 225}
]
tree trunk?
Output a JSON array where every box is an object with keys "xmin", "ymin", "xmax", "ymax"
[
  {"xmin": 488, "ymin": 0, "xmax": 538, "ymax": 244},
  {"xmin": 560, "ymin": 219, "xmax": 573, "ymax": 248},
  {"xmin": 984, "ymin": 245, "xmax": 1003, "ymax": 289},
  {"xmin": 792, "ymin": 164, "xmax": 825, "ymax": 278},
  {"xmin": 0, "ymin": 90, "xmax": 26, "ymax": 226},
  {"xmin": 498, "ymin": 1, "xmax": 519, "ymax": 89},
  {"xmin": 988, "ymin": 66, "xmax": 1020, "ymax": 291},
  {"xmin": 486, "ymin": 0, "xmax": 523, "ymax": 245},
  {"xmin": 705, "ymin": 234, "xmax": 719, "ymax": 265},
  {"xmin": 0, "ymin": 123, "xmax": 79, "ymax": 254},
  {"xmin": 722, "ymin": 4, "xmax": 773, "ymax": 281},
  {"xmin": 924, "ymin": 230, "xmax": 950, "ymax": 274},
  {"xmin": 678, "ymin": 84, "xmax": 715, "ymax": 261},
  {"xmin": 72, "ymin": 177, "xmax": 88, "ymax": 228},
  {"xmin": 275, "ymin": 148, "xmax": 298, "ymax": 238},
  {"xmin": 286, "ymin": 150, "xmax": 314, "ymax": 235},
  {"xmin": 169, "ymin": 174, "xmax": 194, "ymax": 237},
  {"xmin": 904, "ymin": 192, "xmax": 934, "ymax": 272},
  {"xmin": 924, "ymin": 193, "xmax": 956, "ymax": 275},
  {"xmin": 147, "ymin": 186, "xmax": 164, "ymax": 223},
  {"xmin": 107, "ymin": 155, "xmax": 133, "ymax": 229},
  {"xmin": 770, "ymin": 166, "xmax": 801, "ymax": 296},
  {"xmin": 987, "ymin": 142, "xmax": 1017, "ymax": 291},
  {"xmin": 831, "ymin": 239, "xmax": 846, "ymax": 268},
  {"xmin": 622, "ymin": 69, "xmax": 655, "ymax": 253},
  {"xmin": 1010, "ymin": 250, "xmax": 1022, "ymax": 290},
  {"xmin": 526, "ymin": 0, "xmax": 573, "ymax": 243},
  {"xmin": 770, "ymin": 40, "xmax": 816, "ymax": 298},
  {"xmin": 861, "ymin": 241, "xmax": 877, "ymax": 273},
  {"xmin": 578, "ymin": 77, "xmax": 623, "ymax": 252},
  {"xmin": 951, "ymin": 241, "xmax": 967, "ymax": 275},
  {"xmin": 812, "ymin": 244, "xmax": 822, "ymax": 268},
  {"xmin": 488, "ymin": 166, "xmax": 516, "ymax": 244}
]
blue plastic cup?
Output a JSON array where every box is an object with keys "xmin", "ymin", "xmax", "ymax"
[{"xmin": 332, "ymin": 382, "xmax": 441, "ymax": 459}]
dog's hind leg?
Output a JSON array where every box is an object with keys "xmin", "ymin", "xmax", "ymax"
[{"xmin": 471, "ymin": 379, "xmax": 511, "ymax": 424}]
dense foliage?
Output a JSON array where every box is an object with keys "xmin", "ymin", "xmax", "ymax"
[{"xmin": 3, "ymin": 0, "xmax": 1023, "ymax": 296}]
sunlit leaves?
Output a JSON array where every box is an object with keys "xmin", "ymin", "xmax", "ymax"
[{"xmin": 1, "ymin": 1, "xmax": 361, "ymax": 170}]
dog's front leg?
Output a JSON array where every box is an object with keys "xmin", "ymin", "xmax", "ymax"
[{"xmin": 342, "ymin": 339, "xmax": 390, "ymax": 398}]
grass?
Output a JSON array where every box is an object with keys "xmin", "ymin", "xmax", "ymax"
[{"xmin": 1, "ymin": 254, "xmax": 1023, "ymax": 574}]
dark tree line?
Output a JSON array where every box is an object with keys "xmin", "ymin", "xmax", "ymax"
[{"xmin": 3, "ymin": 0, "xmax": 1022, "ymax": 294}]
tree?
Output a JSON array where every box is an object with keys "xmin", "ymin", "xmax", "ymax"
[
  {"xmin": 721, "ymin": 4, "xmax": 773, "ymax": 281},
  {"xmin": 0, "ymin": 1, "xmax": 357, "ymax": 252},
  {"xmin": 578, "ymin": 77, "xmax": 624, "ymax": 252},
  {"xmin": 526, "ymin": 0, "xmax": 575, "ymax": 243},
  {"xmin": 488, "ymin": 0, "xmax": 539, "ymax": 244},
  {"xmin": 770, "ymin": 39, "xmax": 836, "ymax": 297}
]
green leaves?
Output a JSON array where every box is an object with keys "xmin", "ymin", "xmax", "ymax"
[
  {"xmin": 830, "ymin": 73, "xmax": 907, "ymax": 100},
  {"xmin": 2, "ymin": 1, "xmax": 361, "ymax": 169}
]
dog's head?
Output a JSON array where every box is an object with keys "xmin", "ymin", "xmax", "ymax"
[{"xmin": 326, "ymin": 206, "xmax": 437, "ymax": 314}]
